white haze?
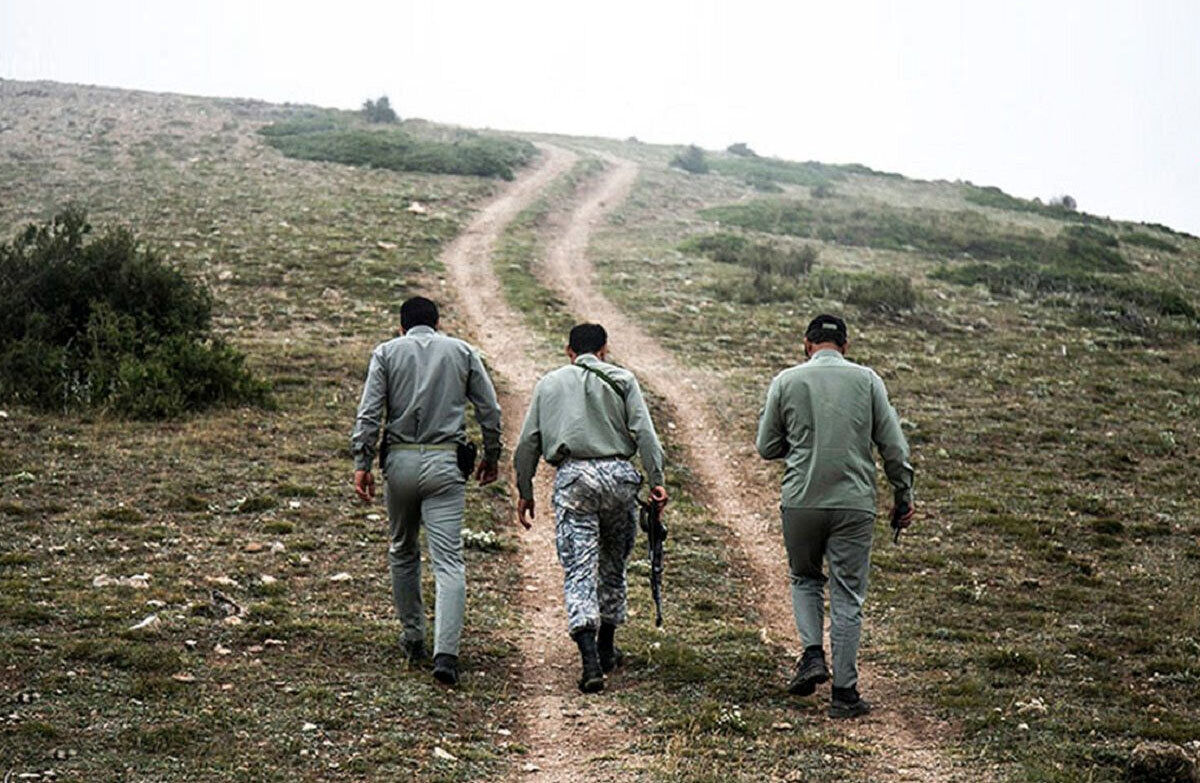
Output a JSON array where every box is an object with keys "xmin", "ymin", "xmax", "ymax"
[{"xmin": 3, "ymin": 0, "xmax": 1198, "ymax": 234}]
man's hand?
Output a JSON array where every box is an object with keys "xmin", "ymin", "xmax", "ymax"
[
  {"xmin": 649, "ymin": 485, "xmax": 669, "ymax": 509},
  {"xmin": 354, "ymin": 469, "xmax": 375, "ymax": 502},
  {"xmin": 516, "ymin": 497, "xmax": 535, "ymax": 530},
  {"xmin": 892, "ymin": 502, "xmax": 915, "ymax": 529},
  {"xmin": 474, "ymin": 459, "xmax": 499, "ymax": 486}
]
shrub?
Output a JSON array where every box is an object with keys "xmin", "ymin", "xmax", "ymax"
[
  {"xmin": 0, "ymin": 207, "xmax": 271, "ymax": 418},
  {"xmin": 1123, "ymin": 232, "xmax": 1180, "ymax": 254},
  {"xmin": 701, "ymin": 198, "xmax": 1132, "ymax": 271},
  {"xmin": 670, "ymin": 145, "xmax": 709, "ymax": 174},
  {"xmin": 680, "ymin": 232, "xmax": 817, "ymax": 277},
  {"xmin": 810, "ymin": 270, "xmax": 917, "ymax": 314},
  {"xmin": 684, "ymin": 232, "xmax": 818, "ymax": 305},
  {"xmin": 361, "ymin": 95, "xmax": 398, "ymax": 124},
  {"xmin": 964, "ymin": 184, "xmax": 1103, "ymax": 223},
  {"xmin": 932, "ymin": 263, "xmax": 1196, "ymax": 320},
  {"xmin": 811, "ymin": 183, "xmax": 836, "ymax": 199},
  {"xmin": 726, "ymin": 142, "xmax": 756, "ymax": 157},
  {"xmin": 260, "ymin": 125, "xmax": 536, "ymax": 180},
  {"xmin": 745, "ymin": 173, "xmax": 783, "ymax": 193}
]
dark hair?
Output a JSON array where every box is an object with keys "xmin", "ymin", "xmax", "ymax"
[
  {"xmin": 568, "ymin": 323, "xmax": 607, "ymax": 354},
  {"xmin": 804, "ymin": 313, "xmax": 847, "ymax": 346},
  {"xmin": 400, "ymin": 296, "xmax": 439, "ymax": 330}
]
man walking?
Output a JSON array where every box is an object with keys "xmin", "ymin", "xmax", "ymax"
[
  {"xmin": 756, "ymin": 314, "xmax": 914, "ymax": 718},
  {"xmin": 513, "ymin": 323, "xmax": 668, "ymax": 693},
  {"xmin": 351, "ymin": 296, "xmax": 502, "ymax": 686}
]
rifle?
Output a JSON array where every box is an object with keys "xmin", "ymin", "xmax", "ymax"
[{"xmin": 638, "ymin": 497, "xmax": 668, "ymax": 627}]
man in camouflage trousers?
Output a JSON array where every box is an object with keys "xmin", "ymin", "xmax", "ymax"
[{"xmin": 514, "ymin": 323, "xmax": 668, "ymax": 693}]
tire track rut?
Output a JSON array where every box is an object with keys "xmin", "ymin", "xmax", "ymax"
[{"xmin": 440, "ymin": 145, "xmax": 637, "ymax": 783}]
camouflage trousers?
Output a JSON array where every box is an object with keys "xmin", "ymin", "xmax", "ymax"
[{"xmin": 552, "ymin": 458, "xmax": 642, "ymax": 634}]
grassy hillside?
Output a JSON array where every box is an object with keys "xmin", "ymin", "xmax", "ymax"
[
  {"xmin": 577, "ymin": 140, "xmax": 1200, "ymax": 781},
  {"xmin": 1, "ymin": 80, "xmax": 1197, "ymax": 783}
]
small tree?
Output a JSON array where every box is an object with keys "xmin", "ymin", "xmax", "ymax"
[
  {"xmin": 1049, "ymin": 194, "xmax": 1077, "ymax": 211},
  {"xmin": 727, "ymin": 142, "xmax": 756, "ymax": 157},
  {"xmin": 670, "ymin": 145, "xmax": 709, "ymax": 174},
  {"xmin": 362, "ymin": 95, "xmax": 398, "ymax": 124}
]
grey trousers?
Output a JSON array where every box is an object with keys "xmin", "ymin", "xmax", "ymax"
[
  {"xmin": 781, "ymin": 507, "xmax": 875, "ymax": 689},
  {"xmin": 385, "ymin": 448, "xmax": 466, "ymax": 657}
]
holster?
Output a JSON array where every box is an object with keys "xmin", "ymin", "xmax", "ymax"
[{"xmin": 456, "ymin": 441, "xmax": 478, "ymax": 479}]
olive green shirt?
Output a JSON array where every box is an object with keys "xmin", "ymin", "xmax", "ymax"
[
  {"xmin": 756, "ymin": 349, "xmax": 913, "ymax": 511},
  {"xmin": 513, "ymin": 354, "xmax": 664, "ymax": 501},
  {"xmin": 351, "ymin": 325, "xmax": 502, "ymax": 471}
]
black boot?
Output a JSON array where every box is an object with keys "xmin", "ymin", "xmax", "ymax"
[
  {"xmin": 829, "ymin": 685, "xmax": 871, "ymax": 719},
  {"xmin": 598, "ymin": 622, "xmax": 624, "ymax": 673},
  {"xmin": 787, "ymin": 645, "xmax": 830, "ymax": 696},
  {"xmin": 432, "ymin": 653, "xmax": 459, "ymax": 686},
  {"xmin": 573, "ymin": 628, "xmax": 604, "ymax": 693},
  {"xmin": 401, "ymin": 637, "xmax": 428, "ymax": 664}
]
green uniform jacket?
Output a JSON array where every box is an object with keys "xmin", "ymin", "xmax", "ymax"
[
  {"xmin": 513, "ymin": 354, "xmax": 664, "ymax": 501},
  {"xmin": 756, "ymin": 349, "xmax": 913, "ymax": 511},
  {"xmin": 350, "ymin": 325, "xmax": 503, "ymax": 471}
]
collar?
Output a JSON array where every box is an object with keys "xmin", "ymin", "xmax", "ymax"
[
  {"xmin": 809, "ymin": 348, "xmax": 845, "ymax": 362},
  {"xmin": 405, "ymin": 325, "xmax": 436, "ymax": 336},
  {"xmin": 573, "ymin": 353, "xmax": 601, "ymax": 366}
]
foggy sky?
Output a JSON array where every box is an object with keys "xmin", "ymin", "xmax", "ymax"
[{"xmin": 3, "ymin": 0, "xmax": 1198, "ymax": 235}]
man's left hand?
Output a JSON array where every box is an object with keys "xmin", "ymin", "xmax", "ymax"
[
  {"xmin": 474, "ymin": 459, "xmax": 499, "ymax": 486},
  {"xmin": 354, "ymin": 469, "xmax": 375, "ymax": 502}
]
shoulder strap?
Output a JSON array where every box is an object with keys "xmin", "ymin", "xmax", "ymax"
[{"xmin": 577, "ymin": 363, "xmax": 626, "ymax": 400}]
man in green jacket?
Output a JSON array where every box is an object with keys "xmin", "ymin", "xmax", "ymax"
[
  {"xmin": 756, "ymin": 314, "xmax": 914, "ymax": 718},
  {"xmin": 351, "ymin": 296, "xmax": 502, "ymax": 687},
  {"xmin": 514, "ymin": 323, "xmax": 668, "ymax": 693}
]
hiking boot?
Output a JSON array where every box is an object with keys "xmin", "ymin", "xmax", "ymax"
[
  {"xmin": 573, "ymin": 628, "xmax": 605, "ymax": 693},
  {"xmin": 598, "ymin": 622, "xmax": 624, "ymax": 674},
  {"xmin": 829, "ymin": 686, "xmax": 871, "ymax": 719},
  {"xmin": 402, "ymin": 637, "xmax": 428, "ymax": 664},
  {"xmin": 787, "ymin": 646, "xmax": 830, "ymax": 696},
  {"xmin": 432, "ymin": 653, "xmax": 459, "ymax": 686}
]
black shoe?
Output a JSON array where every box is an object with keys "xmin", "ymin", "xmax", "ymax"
[
  {"xmin": 787, "ymin": 646, "xmax": 830, "ymax": 696},
  {"xmin": 829, "ymin": 686, "xmax": 871, "ymax": 719},
  {"xmin": 432, "ymin": 653, "xmax": 459, "ymax": 686},
  {"xmin": 402, "ymin": 637, "xmax": 427, "ymax": 664},
  {"xmin": 573, "ymin": 629, "xmax": 604, "ymax": 693},
  {"xmin": 598, "ymin": 622, "xmax": 624, "ymax": 674}
]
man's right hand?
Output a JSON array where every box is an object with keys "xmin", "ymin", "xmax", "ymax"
[
  {"xmin": 474, "ymin": 459, "xmax": 499, "ymax": 486},
  {"xmin": 516, "ymin": 498, "xmax": 534, "ymax": 530},
  {"xmin": 354, "ymin": 470, "xmax": 375, "ymax": 502},
  {"xmin": 649, "ymin": 485, "xmax": 669, "ymax": 509},
  {"xmin": 892, "ymin": 501, "xmax": 915, "ymax": 529}
]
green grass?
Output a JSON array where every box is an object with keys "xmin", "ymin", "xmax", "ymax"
[{"xmin": 708, "ymin": 154, "xmax": 899, "ymax": 189}]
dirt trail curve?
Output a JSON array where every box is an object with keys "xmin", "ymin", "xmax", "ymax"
[
  {"xmin": 536, "ymin": 151, "xmax": 990, "ymax": 783},
  {"xmin": 440, "ymin": 145, "xmax": 638, "ymax": 782}
]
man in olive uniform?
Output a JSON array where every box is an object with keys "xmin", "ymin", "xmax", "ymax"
[
  {"xmin": 513, "ymin": 323, "xmax": 668, "ymax": 693},
  {"xmin": 756, "ymin": 314, "xmax": 914, "ymax": 718},
  {"xmin": 351, "ymin": 296, "xmax": 502, "ymax": 686}
]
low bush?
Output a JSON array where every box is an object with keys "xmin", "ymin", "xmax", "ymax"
[
  {"xmin": 726, "ymin": 142, "xmax": 756, "ymax": 157},
  {"xmin": 670, "ymin": 145, "xmax": 709, "ymax": 174},
  {"xmin": 811, "ymin": 183, "xmax": 836, "ymax": 199},
  {"xmin": 963, "ymin": 184, "xmax": 1108, "ymax": 225},
  {"xmin": 810, "ymin": 270, "xmax": 918, "ymax": 314},
  {"xmin": 259, "ymin": 121, "xmax": 536, "ymax": 180},
  {"xmin": 684, "ymin": 232, "xmax": 818, "ymax": 305},
  {"xmin": 700, "ymin": 198, "xmax": 1133, "ymax": 271},
  {"xmin": 0, "ymin": 207, "xmax": 271, "ymax": 418},
  {"xmin": 1123, "ymin": 231, "xmax": 1180, "ymax": 254},
  {"xmin": 680, "ymin": 232, "xmax": 817, "ymax": 277},
  {"xmin": 933, "ymin": 262, "xmax": 1196, "ymax": 320}
]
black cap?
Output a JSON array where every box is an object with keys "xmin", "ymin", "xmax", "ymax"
[{"xmin": 805, "ymin": 313, "xmax": 847, "ymax": 346}]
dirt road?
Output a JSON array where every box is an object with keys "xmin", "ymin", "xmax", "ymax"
[{"xmin": 440, "ymin": 146, "xmax": 638, "ymax": 782}]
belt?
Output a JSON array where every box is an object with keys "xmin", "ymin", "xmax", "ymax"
[{"xmin": 391, "ymin": 443, "xmax": 456, "ymax": 452}]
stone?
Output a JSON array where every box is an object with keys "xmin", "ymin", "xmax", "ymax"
[{"xmin": 1128, "ymin": 742, "xmax": 1198, "ymax": 783}]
